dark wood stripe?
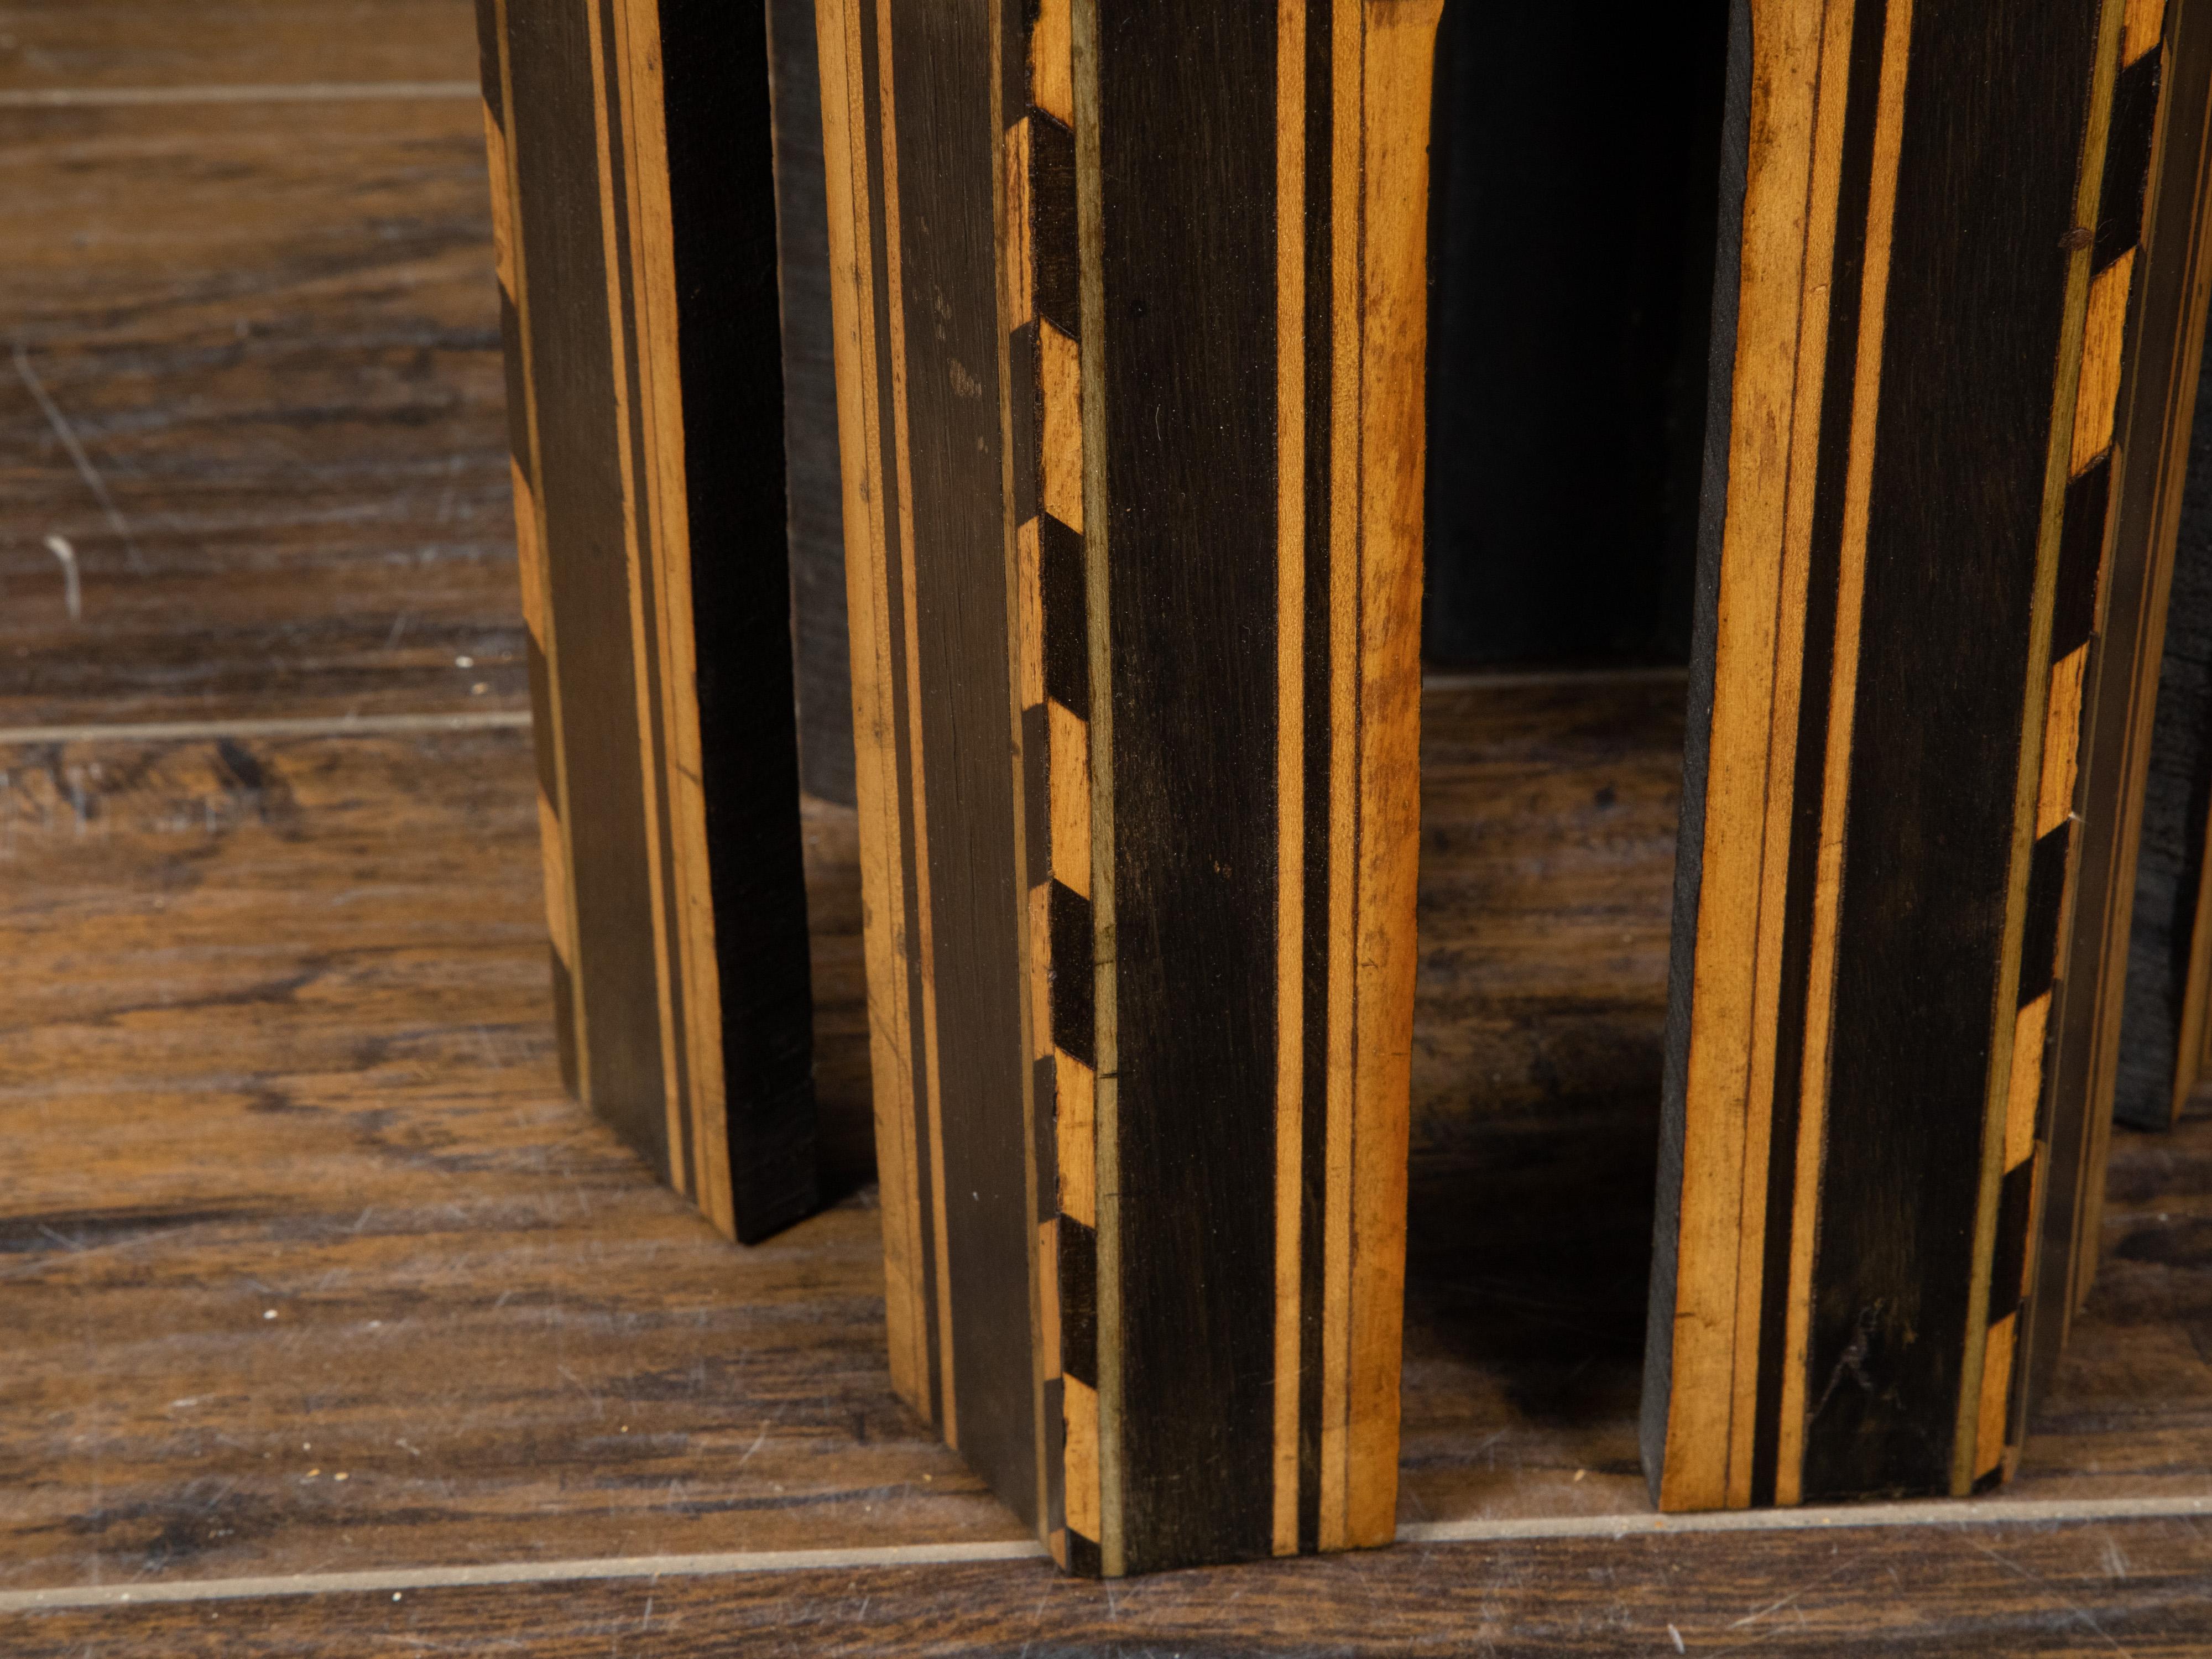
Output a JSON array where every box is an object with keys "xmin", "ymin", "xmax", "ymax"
[
  {"xmin": 1060, "ymin": 1214, "xmax": 1099, "ymax": 1389},
  {"xmin": 1023, "ymin": 700, "xmax": 1052, "ymax": 888},
  {"xmin": 2098, "ymin": 47, "xmax": 2166, "ymax": 272},
  {"xmin": 886, "ymin": 0, "xmax": 1037, "ymax": 1533},
  {"xmin": 550, "ymin": 942, "xmax": 581, "ymax": 1095},
  {"xmin": 1750, "ymin": 0, "xmax": 1891, "ymax": 1511},
  {"xmin": 1040, "ymin": 514, "xmax": 1088, "ymax": 711},
  {"xmin": 1987, "ymin": 1156, "xmax": 2038, "ymax": 1320},
  {"xmin": 1032, "ymin": 1052, "xmax": 1058, "ymax": 1222},
  {"xmin": 497, "ymin": 288, "xmax": 534, "ymax": 476},
  {"xmin": 1801, "ymin": 0, "xmax": 2100, "ymax": 1502},
  {"xmin": 1010, "ymin": 322, "xmax": 1040, "ymax": 523},
  {"xmin": 2020, "ymin": 822, "xmax": 2076, "ymax": 1009},
  {"xmin": 2054, "ymin": 455, "xmax": 2115, "ymax": 661},
  {"xmin": 659, "ymin": 0, "xmax": 819, "ymax": 1240},
  {"xmin": 1098, "ymin": 0, "xmax": 1280, "ymax": 1576},
  {"xmin": 770, "ymin": 0, "xmax": 858, "ymax": 808},
  {"xmin": 1048, "ymin": 880, "xmax": 1094, "ymax": 1068},
  {"xmin": 505, "ymin": 0, "xmax": 669, "ymax": 1167},
  {"xmin": 1295, "ymin": 0, "xmax": 1333, "ymax": 1558},
  {"xmin": 1031, "ymin": 112, "xmax": 1080, "ymax": 337}
]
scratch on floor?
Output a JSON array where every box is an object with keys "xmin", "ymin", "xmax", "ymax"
[{"xmin": 14, "ymin": 342, "xmax": 148, "ymax": 575}]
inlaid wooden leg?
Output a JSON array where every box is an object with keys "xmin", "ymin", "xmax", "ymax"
[
  {"xmin": 473, "ymin": 0, "xmax": 817, "ymax": 1243},
  {"xmin": 819, "ymin": 0, "xmax": 1437, "ymax": 1576},
  {"xmin": 1646, "ymin": 0, "xmax": 2193, "ymax": 1509},
  {"xmin": 2034, "ymin": 0, "xmax": 2212, "ymax": 1394}
]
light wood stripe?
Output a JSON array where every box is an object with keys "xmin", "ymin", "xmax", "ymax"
[
  {"xmin": 1777, "ymin": 0, "xmax": 1914, "ymax": 1509},
  {"xmin": 1032, "ymin": 0, "xmax": 1073, "ymax": 127},
  {"xmin": 1050, "ymin": 702, "xmax": 1091, "ymax": 899},
  {"xmin": 1041, "ymin": 321, "xmax": 1083, "ymax": 533},
  {"xmin": 1344, "ymin": 0, "xmax": 1435, "ymax": 1552},
  {"xmin": 512, "ymin": 457, "xmax": 545, "ymax": 641},
  {"xmin": 2073, "ymin": 247, "xmax": 2137, "ymax": 474},
  {"xmin": 1029, "ymin": 884, "xmax": 1053, "ymax": 1061},
  {"xmin": 870, "ymin": 0, "xmax": 957, "ymax": 1448},
  {"xmin": 1271, "ymin": 0, "xmax": 1307, "ymax": 1563},
  {"xmin": 1056, "ymin": 1052, "xmax": 1096, "ymax": 1228},
  {"xmin": 610, "ymin": 0, "xmax": 731, "ymax": 1229},
  {"xmin": 1664, "ymin": 0, "xmax": 1828, "ymax": 1515},
  {"xmin": 1063, "ymin": 1375, "xmax": 1101, "ymax": 1540},
  {"xmin": 1729, "ymin": 0, "xmax": 1859, "ymax": 1512},
  {"xmin": 2039, "ymin": 644, "xmax": 2090, "ymax": 837},
  {"xmin": 1975, "ymin": 1311, "xmax": 2018, "ymax": 1479},
  {"xmin": 2008, "ymin": 991, "xmax": 2051, "ymax": 1170},
  {"xmin": 816, "ymin": 0, "xmax": 927, "ymax": 1411},
  {"xmin": 1005, "ymin": 117, "xmax": 1034, "ymax": 326},
  {"xmin": 1070, "ymin": 0, "xmax": 1118, "ymax": 1573},
  {"xmin": 2125, "ymin": 0, "xmax": 2164, "ymax": 63},
  {"xmin": 484, "ymin": 101, "xmax": 516, "ymax": 297},
  {"xmin": 538, "ymin": 787, "xmax": 572, "ymax": 966}
]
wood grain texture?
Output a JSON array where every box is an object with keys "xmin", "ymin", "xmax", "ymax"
[
  {"xmin": 18, "ymin": 1517, "xmax": 2212, "ymax": 1655},
  {"xmin": 0, "ymin": 0, "xmax": 478, "ymax": 91},
  {"xmin": 1649, "ymin": 0, "xmax": 2129, "ymax": 1510},
  {"xmin": 0, "ymin": 97, "xmax": 527, "ymax": 729}
]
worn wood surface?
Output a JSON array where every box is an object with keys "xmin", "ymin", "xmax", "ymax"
[
  {"xmin": 11, "ymin": 0, "xmax": 2212, "ymax": 1640},
  {"xmin": 0, "ymin": 95, "xmax": 525, "ymax": 730},
  {"xmin": 0, "ymin": 1, "xmax": 479, "ymax": 91},
  {"xmin": 1651, "ymin": 0, "xmax": 2146, "ymax": 1510},
  {"xmin": 18, "ymin": 1515, "xmax": 2212, "ymax": 1655}
]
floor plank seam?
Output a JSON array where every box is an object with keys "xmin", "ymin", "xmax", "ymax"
[
  {"xmin": 0, "ymin": 82, "xmax": 481, "ymax": 109},
  {"xmin": 7, "ymin": 1495, "xmax": 2209, "ymax": 1614},
  {"xmin": 0, "ymin": 711, "xmax": 531, "ymax": 747}
]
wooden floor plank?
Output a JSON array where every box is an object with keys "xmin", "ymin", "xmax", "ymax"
[
  {"xmin": 0, "ymin": 1, "xmax": 478, "ymax": 93},
  {"xmin": 7, "ymin": 683, "xmax": 2209, "ymax": 1612},
  {"xmin": 10, "ymin": 1514, "xmax": 2212, "ymax": 1655},
  {"xmin": 0, "ymin": 98, "xmax": 520, "ymax": 729}
]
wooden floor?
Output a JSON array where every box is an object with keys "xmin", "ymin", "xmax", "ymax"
[{"xmin": 6, "ymin": 6, "xmax": 2212, "ymax": 1651}]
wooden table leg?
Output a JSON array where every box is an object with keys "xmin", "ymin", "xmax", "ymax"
[
  {"xmin": 474, "ymin": 0, "xmax": 817, "ymax": 1243},
  {"xmin": 1645, "ymin": 0, "xmax": 2204, "ymax": 1511},
  {"xmin": 820, "ymin": 0, "xmax": 1437, "ymax": 1576}
]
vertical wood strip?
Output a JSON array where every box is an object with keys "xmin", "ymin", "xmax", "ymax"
[
  {"xmin": 869, "ymin": 0, "xmax": 957, "ymax": 1448},
  {"xmin": 1344, "ymin": 0, "xmax": 1436, "ymax": 1551},
  {"xmin": 1954, "ymin": 0, "xmax": 2125, "ymax": 1497},
  {"xmin": 1271, "ymin": 0, "xmax": 1307, "ymax": 1563},
  {"xmin": 1774, "ymin": 0, "xmax": 1912, "ymax": 1506},
  {"xmin": 1318, "ymin": 0, "xmax": 1363, "ymax": 1555},
  {"xmin": 1069, "ymin": 0, "xmax": 1120, "ymax": 1578},
  {"xmin": 1661, "ymin": 0, "xmax": 1827, "ymax": 1515},
  {"xmin": 817, "ymin": 0, "xmax": 928, "ymax": 1411}
]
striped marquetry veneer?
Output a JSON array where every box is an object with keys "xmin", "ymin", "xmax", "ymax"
[
  {"xmin": 1647, "ymin": 0, "xmax": 2212, "ymax": 1511},
  {"xmin": 817, "ymin": 0, "xmax": 1438, "ymax": 1576},
  {"xmin": 473, "ymin": 0, "xmax": 817, "ymax": 1243}
]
